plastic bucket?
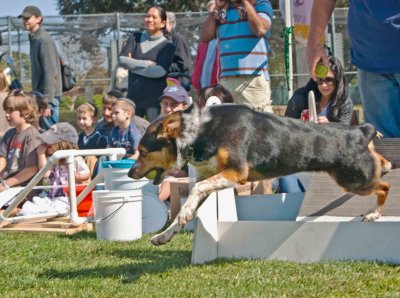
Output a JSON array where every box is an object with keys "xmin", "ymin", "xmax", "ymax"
[
  {"xmin": 102, "ymin": 160, "xmax": 150, "ymax": 190},
  {"xmin": 93, "ymin": 190, "xmax": 142, "ymax": 241}
]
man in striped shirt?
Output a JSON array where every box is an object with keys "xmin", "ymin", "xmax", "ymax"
[{"xmin": 200, "ymin": 0, "xmax": 273, "ymax": 113}]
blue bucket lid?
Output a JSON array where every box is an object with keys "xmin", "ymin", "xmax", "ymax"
[{"xmin": 102, "ymin": 159, "xmax": 136, "ymax": 169}]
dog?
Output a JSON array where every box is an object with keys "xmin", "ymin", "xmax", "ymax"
[{"xmin": 128, "ymin": 104, "xmax": 391, "ymax": 246}]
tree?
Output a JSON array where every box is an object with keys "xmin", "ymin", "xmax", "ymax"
[{"xmin": 57, "ymin": 0, "xmax": 282, "ymax": 14}]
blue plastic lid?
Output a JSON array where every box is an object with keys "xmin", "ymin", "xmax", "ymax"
[{"xmin": 102, "ymin": 159, "xmax": 136, "ymax": 169}]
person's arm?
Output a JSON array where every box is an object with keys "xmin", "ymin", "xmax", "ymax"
[
  {"xmin": 306, "ymin": 0, "xmax": 337, "ymax": 79},
  {"xmin": 40, "ymin": 39, "xmax": 59, "ymax": 104},
  {"xmin": 118, "ymin": 56, "xmax": 155, "ymax": 71},
  {"xmin": 131, "ymin": 43, "xmax": 175, "ymax": 78},
  {"xmin": 0, "ymin": 156, "xmax": 6, "ymax": 176},
  {"xmin": 284, "ymin": 88, "xmax": 308, "ymax": 119},
  {"xmin": 128, "ymin": 150, "xmax": 139, "ymax": 160},
  {"xmin": 243, "ymin": 0, "xmax": 271, "ymax": 37},
  {"xmin": 75, "ymin": 171, "xmax": 90, "ymax": 184},
  {"xmin": 199, "ymin": 4, "xmax": 221, "ymax": 42},
  {"xmin": 37, "ymin": 144, "xmax": 51, "ymax": 178},
  {"xmin": 131, "ymin": 65, "xmax": 167, "ymax": 78},
  {"xmin": 0, "ymin": 166, "xmax": 38, "ymax": 191},
  {"xmin": 74, "ymin": 157, "xmax": 91, "ymax": 183},
  {"xmin": 337, "ymin": 98, "xmax": 354, "ymax": 125}
]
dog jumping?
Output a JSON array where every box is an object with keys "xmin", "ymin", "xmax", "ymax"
[{"xmin": 128, "ymin": 104, "xmax": 391, "ymax": 246}]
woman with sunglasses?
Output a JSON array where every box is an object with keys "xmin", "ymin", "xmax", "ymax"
[
  {"xmin": 278, "ymin": 56, "xmax": 354, "ymax": 194},
  {"xmin": 285, "ymin": 56, "xmax": 353, "ymax": 124}
]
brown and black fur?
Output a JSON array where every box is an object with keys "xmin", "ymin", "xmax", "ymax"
[{"xmin": 129, "ymin": 104, "xmax": 391, "ymax": 245}]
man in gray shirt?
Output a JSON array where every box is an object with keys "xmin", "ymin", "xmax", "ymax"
[{"xmin": 18, "ymin": 5, "xmax": 62, "ymax": 130}]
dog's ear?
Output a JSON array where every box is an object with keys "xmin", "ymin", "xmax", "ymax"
[{"xmin": 158, "ymin": 111, "xmax": 183, "ymax": 140}]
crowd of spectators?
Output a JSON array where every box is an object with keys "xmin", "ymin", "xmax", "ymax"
[{"xmin": 0, "ymin": 1, "xmax": 399, "ymax": 214}]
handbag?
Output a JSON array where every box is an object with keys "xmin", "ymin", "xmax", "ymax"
[{"xmin": 60, "ymin": 57, "xmax": 76, "ymax": 92}]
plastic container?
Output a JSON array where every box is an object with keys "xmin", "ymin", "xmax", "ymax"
[
  {"xmin": 100, "ymin": 159, "xmax": 168, "ymax": 234},
  {"xmin": 93, "ymin": 189, "xmax": 142, "ymax": 241},
  {"xmin": 102, "ymin": 159, "xmax": 150, "ymax": 190}
]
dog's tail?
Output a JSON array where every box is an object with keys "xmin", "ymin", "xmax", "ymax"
[{"xmin": 359, "ymin": 123, "xmax": 377, "ymax": 142}]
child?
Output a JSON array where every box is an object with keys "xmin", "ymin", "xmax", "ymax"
[
  {"xmin": 0, "ymin": 70, "xmax": 11, "ymax": 137},
  {"xmin": 0, "ymin": 90, "xmax": 40, "ymax": 193},
  {"xmin": 96, "ymin": 90, "xmax": 149, "ymax": 137},
  {"xmin": 37, "ymin": 123, "xmax": 90, "ymax": 198},
  {"xmin": 77, "ymin": 103, "xmax": 107, "ymax": 149},
  {"xmin": 26, "ymin": 90, "xmax": 47, "ymax": 133},
  {"xmin": 196, "ymin": 84, "xmax": 234, "ymax": 111},
  {"xmin": 95, "ymin": 90, "xmax": 119, "ymax": 142},
  {"xmin": 108, "ymin": 98, "xmax": 141, "ymax": 159}
]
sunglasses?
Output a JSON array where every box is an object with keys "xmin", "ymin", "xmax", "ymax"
[{"xmin": 316, "ymin": 77, "xmax": 336, "ymax": 86}]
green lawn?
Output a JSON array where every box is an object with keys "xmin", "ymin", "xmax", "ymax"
[{"xmin": 1, "ymin": 231, "xmax": 400, "ymax": 297}]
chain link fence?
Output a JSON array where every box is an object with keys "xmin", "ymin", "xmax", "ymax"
[{"xmin": 0, "ymin": 8, "xmax": 358, "ymax": 105}]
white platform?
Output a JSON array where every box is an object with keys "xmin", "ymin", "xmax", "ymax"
[{"xmin": 191, "ymin": 188, "xmax": 400, "ymax": 264}]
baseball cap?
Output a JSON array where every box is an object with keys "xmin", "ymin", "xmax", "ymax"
[
  {"xmin": 18, "ymin": 6, "xmax": 42, "ymax": 18},
  {"xmin": 38, "ymin": 123, "xmax": 78, "ymax": 145},
  {"xmin": 160, "ymin": 84, "xmax": 189, "ymax": 104}
]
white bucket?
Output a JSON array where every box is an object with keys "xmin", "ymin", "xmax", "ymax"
[
  {"xmin": 93, "ymin": 190, "xmax": 142, "ymax": 241},
  {"xmin": 103, "ymin": 167, "xmax": 150, "ymax": 190}
]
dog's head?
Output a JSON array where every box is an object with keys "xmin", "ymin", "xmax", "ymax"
[{"xmin": 128, "ymin": 111, "xmax": 184, "ymax": 185}]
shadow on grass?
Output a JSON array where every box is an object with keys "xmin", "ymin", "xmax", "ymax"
[
  {"xmin": 40, "ymin": 247, "xmax": 191, "ymax": 283},
  {"xmin": 42, "ymin": 231, "xmax": 192, "ymax": 283},
  {"xmin": 60, "ymin": 231, "xmax": 97, "ymax": 240}
]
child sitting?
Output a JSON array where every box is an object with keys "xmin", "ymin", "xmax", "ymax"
[
  {"xmin": 0, "ymin": 90, "xmax": 40, "ymax": 193},
  {"xmin": 77, "ymin": 102, "xmax": 108, "ymax": 175},
  {"xmin": 108, "ymin": 98, "xmax": 141, "ymax": 159},
  {"xmin": 37, "ymin": 123, "xmax": 90, "ymax": 198},
  {"xmin": 77, "ymin": 102, "xmax": 107, "ymax": 150}
]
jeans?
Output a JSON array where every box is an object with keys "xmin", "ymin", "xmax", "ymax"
[
  {"xmin": 277, "ymin": 174, "xmax": 305, "ymax": 193},
  {"xmin": 136, "ymin": 107, "xmax": 160, "ymax": 122},
  {"xmin": 358, "ymin": 70, "xmax": 400, "ymax": 138},
  {"xmin": 40, "ymin": 96, "xmax": 61, "ymax": 130}
]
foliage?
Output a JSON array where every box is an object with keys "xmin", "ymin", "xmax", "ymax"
[
  {"xmin": 0, "ymin": 232, "xmax": 399, "ymax": 296},
  {"xmin": 92, "ymin": 93, "xmax": 104, "ymax": 111},
  {"xmin": 60, "ymin": 95, "xmax": 86, "ymax": 111},
  {"xmin": 57, "ymin": 0, "xmax": 282, "ymax": 14}
]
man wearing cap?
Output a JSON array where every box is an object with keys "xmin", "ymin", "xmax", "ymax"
[
  {"xmin": 158, "ymin": 84, "xmax": 191, "ymax": 203},
  {"xmin": 18, "ymin": 5, "xmax": 62, "ymax": 130},
  {"xmin": 160, "ymin": 84, "xmax": 191, "ymax": 116}
]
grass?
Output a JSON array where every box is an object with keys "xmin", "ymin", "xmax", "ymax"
[{"xmin": 1, "ymin": 231, "xmax": 400, "ymax": 297}]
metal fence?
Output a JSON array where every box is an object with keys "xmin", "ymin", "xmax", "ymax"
[{"xmin": 0, "ymin": 8, "xmax": 358, "ymax": 105}]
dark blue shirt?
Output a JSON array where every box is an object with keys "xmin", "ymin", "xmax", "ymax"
[
  {"xmin": 107, "ymin": 123, "xmax": 141, "ymax": 156},
  {"xmin": 78, "ymin": 130, "xmax": 107, "ymax": 149}
]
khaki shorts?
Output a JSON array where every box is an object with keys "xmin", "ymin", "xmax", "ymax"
[{"xmin": 220, "ymin": 75, "xmax": 273, "ymax": 113}]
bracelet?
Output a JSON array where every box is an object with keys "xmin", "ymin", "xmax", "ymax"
[{"xmin": 1, "ymin": 179, "xmax": 10, "ymax": 189}]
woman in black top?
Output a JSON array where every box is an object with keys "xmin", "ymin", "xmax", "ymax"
[
  {"xmin": 285, "ymin": 56, "xmax": 353, "ymax": 124},
  {"xmin": 118, "ymin": 5, "xmax": 175, "ymax": 121}
]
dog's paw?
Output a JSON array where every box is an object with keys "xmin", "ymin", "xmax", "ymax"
[
  {"xmin": 381, "ymin": 161, "xmax": 392, "ymax": 174},
  {"xmin": 177, "ymin": 205, "xmax": 195, "ymax": 226},
  {"xmin": 150, "ymin": 232, "xmax": 172, "ymax": 246},
  {"xmin": 362, "ymin": 210, "xmax": 381, "ymax": 222}
]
